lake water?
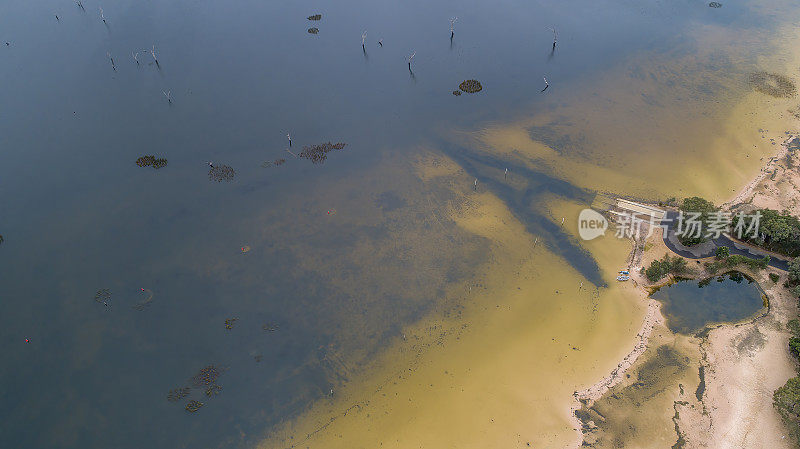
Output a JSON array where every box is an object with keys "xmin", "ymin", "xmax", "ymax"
[
  {"xmin": 651, "ymin": 272, "xmax": 766, "ymax": 334},
  {"xmin": 1, "ymin": 0, "xmax": 798, "ymax": 448}
]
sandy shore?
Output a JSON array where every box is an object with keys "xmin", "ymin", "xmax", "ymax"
[
  {"xmin": 568, "ymin": 296, "xmax": 664, "ymax": 448},
  {"xmin": 723, "ymin": 134, "xmax": 798, "ymax": 212},
  {"xmin": 572, "ymin": 299, "xmax": 663, "ymax": 404},
  {"xmin": 678, "ymin": 135, "xmax": 800, "ymax": 448},
  {"xmin": 572, "ymin": 135, "xmax": 800, "ymax": 448}
]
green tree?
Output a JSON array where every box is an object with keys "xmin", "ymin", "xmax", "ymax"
[
  {"xmin": 775, "ymin": 377, "xmax": 800, "ymax": 444},
  {"xmin": 715, "ymin": 246, "xmax": 730, "ymax": 259},
  {"xmin": 790, "ymin": 257, "xmax": 800, "ymax": 284},
  {"xmin": 644, "ymin": 254, "xmax": 688, "ymax": 282},
  {"xmin": 734, "ymin": 209, "xmax": 800, "ymax": 257},
  {"xmin": 677, "ymin": 197, "xmax": 718, "ymax": 246},
  {"xmin": 791, "ymin": 338, "xmax": 800, "ymax": 358}
]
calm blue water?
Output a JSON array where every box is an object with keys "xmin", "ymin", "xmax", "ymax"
[
  {"xmin": 651, "ymin": 272, "xmax": 766, "ymax": 334},
  {"xmin": 0, "ymin": 0, "xmax": 789, "ymax": 448}
]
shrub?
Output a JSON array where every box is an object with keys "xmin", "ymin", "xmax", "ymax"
[{"xmin": 770, "ymin": 272, "xmax": 780, "ymax": 283}]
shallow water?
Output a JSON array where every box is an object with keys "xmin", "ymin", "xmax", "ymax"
[
  {"xmin": 651, "ymin": 272, "xmax": 766, "ymax": 334},
  {"xmin": 1, "ymin": 0, "xmax": 799, "ymax": 448}
]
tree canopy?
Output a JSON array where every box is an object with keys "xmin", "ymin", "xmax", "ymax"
[
  {"xmin": 734, "ymin": 209, "xmax": 800, "ymax": 257},
  {"xmin": 677, "ymin": 197, "xmax": 718, "ymax": 246}
]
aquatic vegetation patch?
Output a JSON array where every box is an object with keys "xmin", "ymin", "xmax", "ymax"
[
  {"xmin": 94, "ymin": 288, "xmax": 112, "ymax": 303},
  {"xmin": 262, "ymin": 322, "xmax": 278, "ymax": 332},
  {"xmin": 136, "ymin": 155, "xmax": 168, "ymax": 169},
  {"xmin": 191, "ymin": 365, "xmax": 222, "ymax": 387},
  {"xmin": 208, "ymin": 164, "xmax": 235, "ymax": 182},
  {"xmin": 167, "ymin": 387, "xmax": 191, "ymax": 402},
  {"xmin": 299, "ymin": 142, "xmax": 347, "ymax": 164},
  {"xmin": 0, "ymin": 234, "xmax": 4, "ymax": 245},
  {"xmin": 308, "ymin": 28, "xmax": 319, "ymax": 35},
  {"xmin": 452, "ymin": 90, "xmax": 461, "ymax": 96},
  {"xmin": 205, "ymin": 385, "xmax": 222, "ymax": 397},
  {"xmin": 307, "ymin": 14, "xmax": 321, "ymax": 20},
  {"xmin": 132, "ymin": 288, "xmax": 154, "ymax": 311},
  {"xmin": 750, "ymin": 72, "xmax": 796, "ymax": 98},
  {"xmin": 185, "ymin": 400, "xmax": 204, "ymax": 413},
  {"xmin": 708, "ymin": 2, "xmax": 722, "ymax": 7},
  {"xmin": 224, "ymin": 318, "xmax": 238, "ymax": 330},
  {"xmin": 459, "ymin": 79, "xmax": 482, "ymax": 93},
  {"xmin": 261, "ymin": 159, "xmax": 286, "ymax": 168}
]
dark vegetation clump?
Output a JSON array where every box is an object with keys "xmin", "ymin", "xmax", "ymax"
[
  {"xmin": 750, "ymin": 72, "xmax": 796, "ymax": 98},
  {"xmin": 205, "ymin": 385, "xmax": 222, "ymax": 397},
  {"xmin": 770, "ymin": 272, "xmax": 781, "ymax": 283},
  {"xmin": 167, "ymin": 387, "xmax": 191, "ymax": 402},
  {"xmin": 0, "ymin": 234, "xmax": 4, "ymax": 245},
  {"xmin": 191, "ymin": 365, "xmax": 221, "ymax": 387},
  {"xmin": 224, "ymin": 318, "xmax": 237, "ymax": 330},
  {"xmin": 299, "ymin": 142, "xmax": 347, "ymax": 164},
  {"xmin": 676, "ymin": 196, "xmax": 718, "ymax": 246},
  {"xmin": 452, "ymin": 90, "xmax": 461, "ymax": 96},
  {"xmin": 459, "ymin": 79, "xmax": 482, "ymax": 93},
  {"xmin": 791, "ymin": 338, "xmax": 800, "ymax": 358},
  {"xmin": 644, "ymin": 254, "xmax": 688, "ymax": 282},
  {"xmin": 308, "ymin": 28, "xmax": 319, "ymax": 34},
  {"xmin": 708, "ymin": 2, "xmax": 722, "ymax": 7},
  {"xmin": 307, "ymin": 14, "xmax": 322, "ymax": 20},
  {"xmin": 208, "ymin": 164, "xmax": 235, "ymax": 182},
  {"xmin": 136, "ymin": 155, "xmax": 168, "ymax": 169},
  {"xmin": 733, "ymin": 208, "xmax": 800, "ymax": 257},
  {"xmin": 185, "ymin": 400, "xmax": 204, "ymax": 413}
]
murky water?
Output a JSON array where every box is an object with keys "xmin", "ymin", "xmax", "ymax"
[
  {"xmin": 651, "ymin": 272, "xmax": 766, "ymax": 334},
  {"xmin": 1, "ymin": 0, "xmax": 799, "ymax": 448}
]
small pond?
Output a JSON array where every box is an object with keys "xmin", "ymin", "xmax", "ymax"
[{"xmin": 650, "ymin": 272, "xmax": 766, "ymax": 334}]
